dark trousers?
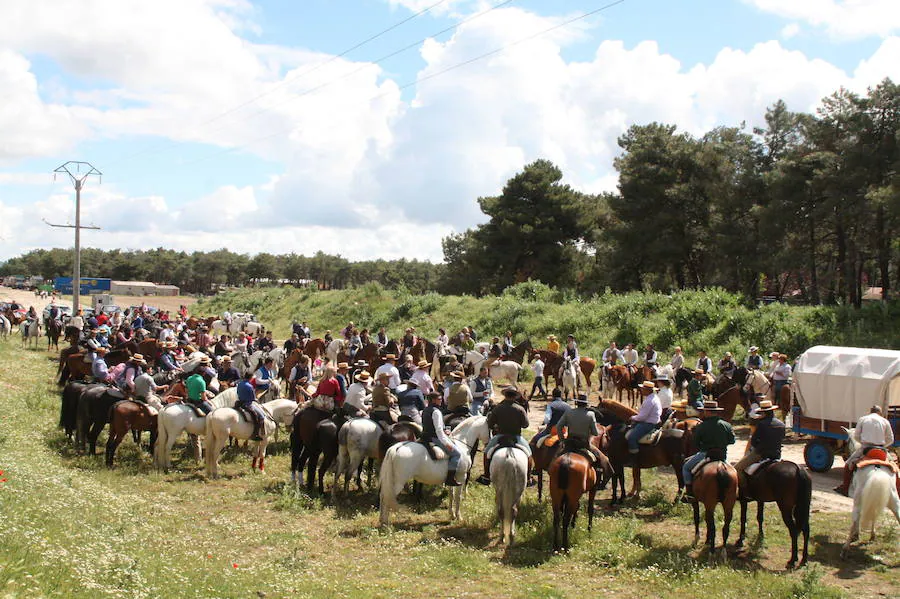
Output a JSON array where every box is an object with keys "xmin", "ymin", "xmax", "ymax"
[{"xmin": 530, "ymin": 376, "xmax": 547, "ymax": 399}]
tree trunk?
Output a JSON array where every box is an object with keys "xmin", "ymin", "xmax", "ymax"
[
  {"xmin": 876, "ymin": 205, "xmax": 891, "ymax": 301},
  {"xmin": 807, "ymin": 211, "xmax": 820, "ymax": 304}
]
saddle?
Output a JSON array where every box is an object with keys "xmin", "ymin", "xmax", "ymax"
[
  {"xmin": 638, "ymin": 427, "xmax": 683, "ymax": 446},
  {"xmin": 128, "ymin": 397, "xmax": 159, "ymax": 417},
  {"xmin": 234, "ymin": 405, "xmax": 254, "ymax": 423},
  {"xmin": 690, "ymin": 448, "xmax": 727, "ymax": 477},
  {"xmin": 745, "ymin": 458, "xmax": 779, "ymax": 477},
  {"xmin": 420, "ymin": 440, "xmax": 448, "ymax": 461},
  {"xmin": 537, "ymin": 427, "xmax": 560, "ymax": 448},
  {"xmin": 561, "ymin": 439, "xmax": 597, "ymax": 465},
  {"xmin": 486, "ymin": 435, "xmax": 521, "ymax": 459}
]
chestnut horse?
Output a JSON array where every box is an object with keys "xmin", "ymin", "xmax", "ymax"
[
  {"xmin": 531, "ymin": 350, "xmax": 596, "ymax": 392},
  {"xmin": 691, "ymin": 459, "xmax": 739, "ymax": 565},
  {"xmin": 62, "ymin": 348, "xmax": 132, "ymax": 383},
  {"xmin": 607, "ymin": 365, "xmax": 635, "ymax": 406},
  {"xmin": 549, "ymin": 452, "xmax": 596, "ymax": 552},
  {"xmin": 105, "ymin": 399, "xmax": 160, "ymax": 467},
  {"xmin": 532, "ymin": 432, "xmax": 605, "ymax": 503}
]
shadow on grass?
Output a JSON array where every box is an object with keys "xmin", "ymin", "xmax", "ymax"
[{"xmin": 810, "ymin": 534, "xmax": 884, "ymax": 580}]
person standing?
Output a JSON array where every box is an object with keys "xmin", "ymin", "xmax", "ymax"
[
  {"xmin": 529, "ymin": 352, "xmax": 547, "ymax": 400},
  {"xmin": 771, "ymin": 353, "xmax": 792, "ymax": 402},
  {"xmin": 681, "ymin": 400, "xmax": 735, "ymax": 502}
]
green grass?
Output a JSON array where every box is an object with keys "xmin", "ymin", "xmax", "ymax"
[
  {"xmin": 195, "ymin": 283, "xmax": 900, "ymax": 365},
  {"xmin": 1, "ymin": 338, "xmax": 898, "ymax": 597}
]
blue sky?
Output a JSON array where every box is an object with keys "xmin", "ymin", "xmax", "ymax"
[{"xmin": 1, "ymin": 0, "xmax": 898, "ymax": 262}]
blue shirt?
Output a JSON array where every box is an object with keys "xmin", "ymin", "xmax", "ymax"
[
  {"xmin": 159, "ymin": 352, "xmax": 178, "ymax": 372},
  {"xmin": 132, "ymin": 316, "xmax": 143, "ymax": 330},
  {"xmin": 237, "ymin": 380, "xmax": 255, "ymax": 405}
]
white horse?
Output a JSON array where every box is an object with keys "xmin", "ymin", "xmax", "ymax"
[
  {"xmin": 491, "ymin": 445, "xmax": 529, "ymax": 545},
  {"xmin": 601, "ymin": 363, "xmax": 616, "ymax": 399},
  {"xmin": 0, "ymin": 314, "xmax": 11, "ymax": 338},
  {"xmin": 489, "ymin": 360, "xmax": 522, "ymax": 385},
  {"xmin": 840, "ymin": 427, "xmax": 900, "ymax": 557},
  {"xmin": 325, "ymin": 339, "xmax": 344, "ymax": 364},
  {"xmin": 244, "ymin": 321, "xmax": 265, "ymax": 336},
  {"xmin": 561, "ymin": 356, "xmax": 578, "ymax": 399},
  {"xmin": 379, "ymin": 415, "xmax": 490, "ymax": 527},
  {"xmin": 205, "ymin": 398, "xmax": 299, "ymax": 477},
  {"xmin": 180, "ymin": 351, "xmax": 210, "ymax": 374},
  {"xmin": 19, "ymin": 320, "xmax": 41, "ymax": 348},
  {"xmin": 334, "ymin": 418, "xmax": 382, "ymax": 498},
  {"xmin": 154, "ymin": 388, "xmax": 238, "ymax": 470},
  {"xmin": 464, "ymin": 350, "xmax": 487, "ymax": 373}
]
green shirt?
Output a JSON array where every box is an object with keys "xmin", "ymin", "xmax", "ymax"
[
  {"xmin": 186, "ymin": 374, "xmax": 207, "ymax": 402},
  {"xmin": 694, "ymin": 416, "xmax": 735, "ymax": 454},
  {"xmin": 687, "ymin": 379, "xmax": 704, "ymax": 401},
  {"xmin": 463, "ymin": 338, "xmax": 474, "ymax": 351}
]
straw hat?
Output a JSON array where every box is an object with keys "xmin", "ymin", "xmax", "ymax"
[
  {"xmin": 701, "ymin": 400, "xmax": 724, "ymax": 412},
  {"xmin": 654, "ymin": 373, "xmax": 670, "ymax": 382},
  {"xmin": 130, "ymin": 354, "xmax": 147, "ymax": 366},
  {"xmin": 384, "ymin": 353, "xmax": 396, "ymax": 360},
  {"xmin": 417, "ymin": 360, "xmax": 430, "ymax": 368},
  {"xmin": 640, "ymin": 381, "xmax": 656, "ymax": 390},
  {"xmin": 355, "ymin": 371, "xmax": 371, "ymax": 383},
  {"xmin": 337, "ymin": 362, "xmax": 350, "ymax": 370},
  {"xmin": 199, "ymin": 355, "xmax": 211, "ymax": 364},
  {"xmin": 748, "ymin": 346, "xmax": 759, "ymax": 353},
  {"xmin": 221, "ymin": 356, "xmax": 232, "ymax": 363},
  {"xmin": 548, "ymin": 335, "xmax": 557, "ymax": 340},
  {"xmin": 756, "ymin": 399, "xmax": 777, "ymax": 412},
  {"xmin": 377, "ymin": 371, "xmax": 390, "ymax": 381}
]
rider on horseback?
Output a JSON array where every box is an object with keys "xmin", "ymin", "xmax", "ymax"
[
  {"xmin": 622, "ymin": 343, "xmax": 639, "ymax": 378},
  {"xmin": 91, "ymin": 347, "xmax": 115, "ymax": 384},
  {"xmin": 687, "ymin": 369, "xmax": 706, "ymax": 409},
  {"xmin": 477, "ymin": 387, "xmax": 531, "ymax": 485},
  {"xmin": 733, "ymin": 400, "xmax": 784, "ymax": 492},
  {"xmin": 681, "ymin": 400, "xmax": 735, "ymax": 503},
  {"xmin": 236, "ymin": 372, "xmax": 265, "ymax": 441},
  {"xmin": 625, "ymin": 381, "xmax": 662, "ymax": 462},
  {"xmin": 445, "ymin": 372, "xmax": 473, "ymax": 417},
  {"xmin": 556, "ymin": 394, "xmax": 606, "ymax": 480},
  {"xmin": 533, "ymin": 388, "xmax": 570, "ymax": 448},
  {"xmin": 559, "ymin": 334, "xmax": 581, "ymax": 384},
  {"xmin": 185, "ymin": 371, "xmax": 213, "ymax": 415},
  {"xmin": 421, "ymin": 392, "xmax": 462, "ymax": 487},
  {"xmin": 370, "ymin": 372, "xmax": 398, "ymax": 428},
  {"xmin": 834, "ymin": 405, "xmax": 894, "ymax": 497}
]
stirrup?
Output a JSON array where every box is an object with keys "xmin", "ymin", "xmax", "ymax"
[{"xmin": 476, "ymin": 474, "xmax": 491, "ymax": 486}]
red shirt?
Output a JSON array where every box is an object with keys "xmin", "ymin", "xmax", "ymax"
[
  {"xmin": 96, "ymin": 313, "xmax": 109, "ymax": 326},
  {"xmin": 315, "ymin": 378, "xmax": 344, "ymax": 406}
]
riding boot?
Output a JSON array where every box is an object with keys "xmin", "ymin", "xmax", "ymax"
[
  {"xmin": 833, "ymin": 465, "xmax": 852, "ymax": 497},
  {"xmin": 251, "ymin": 417, "xmax": 263, "ymax": 441},
  {"xmin": 476, "ymin": 454, "xmax": 491, "ymax": 486},
  {"xmin": 681, "ymin": 483, "xmax": 695, "ymax": 504},
  {"xmin": 445, "ymin": 469, "xmax": 461, "ymax": 487}
]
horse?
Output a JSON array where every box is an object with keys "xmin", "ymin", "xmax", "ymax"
[
  {"xmin": 290, "ymin": 406, "xmax": 338, "ymax": 491},
  {"xmin": 561, "ymin": 356, "xmax": 578, "ymax": 399},
  {"xmin": 153, "ymin": 388, "xmax": 238, "ymax": 470},
  {"xmin": 303, "ymin": 338, "xmax": 326, "ymax": 362},
  {"xmin": 105, "ymin": 396, "xmax": 164, "ymax": 467},
  {"xmin": 491, "ymin": 444, "xmax": 529, "ymax": 546},
  {"xmin": 736, "ymin": 460, "xmax": 811, "ymax": 569},
  {"xmin": 840, "ymin": 427, "xmax": 900, "ymax": 558},
  {"xmin": 463, "ymin": 349, "xmax": 487, "ymax": 376},
  {"xmin": 691, "ymin": 459, "xmax": 739, "ymax": 565},
  {"xmin": 531, "ymin": 350, "xmax": 596, "ymax": 392},
  {"xmin": 598, "ymin": 399, "xmax": 697, "ymax": 502},
  {"xmin": 325, "ymin": 339, "xmax": 344, "ymax": 364},
  {"xmin": 76, "ymin": 385, "xmax": 127, "ymax": 454},
  {"xmin": 60, "ymin": 381, "xmax": 96, "ymax": 441},
  {"xmin": 61, "ymin": 348, "xmax": 131, "ymax": 384},
  {"xmin": 19, "ymin": 319, "xmax": 41, "ymax": 349},
  {"xmin": 607, "ymin": 365, "xmax": 635, "ymax": 406},
  {"xmin": 205, "ymin": 398, "xmax": 299, "ymax": 477},
  {"xmin": 333, "ymin": 419, "xmax": 421, "ymax": 498},
  {"xmin": 0, "ymin": 313, "xmax": 10, "ymax": 338},
  {"xmin": 378, "ymin": 415, "xmax": 490, "ymax": 527},
  {"xmin": 45, "ymin": 318, "xmax": 62, "ymax": 351},
  {"xmin": 503, "ymin": 339, "xmax": 534, "ymax": 365},
  {"xmin": 489, "ymin": 360, "xmax": 522, "ymax": 385},
  {"xmin": 549, "ymin": 452, "xmax": 596, "ymax": 552}
]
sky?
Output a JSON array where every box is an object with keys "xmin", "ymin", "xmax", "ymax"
[{"xmin": 1, "ymin": 0, "xmax": 899, "ymax": 264}]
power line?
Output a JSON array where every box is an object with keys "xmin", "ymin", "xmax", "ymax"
[
  {"xmin": 183, "ymin": 0, "xmax": 627, "ymax": 165},
  {"xmin": 108, "ymin": 0, "xmax": 450, "ymax": 167}
]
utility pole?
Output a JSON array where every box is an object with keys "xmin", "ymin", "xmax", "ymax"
[{"xmin": 47, "ymin": 162, "xmax": 102, "ymax": 314}]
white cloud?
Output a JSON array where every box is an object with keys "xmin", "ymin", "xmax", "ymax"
[
  {"xmin": 748, "ymin": 0, "xmax": 900, "ymax": 39},
  {"xmin": 781, "ymin": 23, "xmax": 801, "ymax": 39}
]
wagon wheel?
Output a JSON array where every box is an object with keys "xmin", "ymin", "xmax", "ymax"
[{"xmin": 803, "ymin": 439, "xmax": 835, "ymax": 473}]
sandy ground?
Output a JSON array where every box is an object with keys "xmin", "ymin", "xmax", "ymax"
[
  {"xmin": 2, "ymin": 284, "xmax": 856, "ymax": 512},
  {"xmin": 1, "ymin": 285, "xmax": 197, "ymax": 315}
]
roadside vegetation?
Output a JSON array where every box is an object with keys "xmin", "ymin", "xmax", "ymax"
[{"xmin": 1, "ymin": 338, "xmax": 897, "ymax": 597}]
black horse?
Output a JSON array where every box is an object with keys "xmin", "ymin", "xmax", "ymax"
[
  {"xmin": 76, "ymin": 385, "xmax": 126, "ymax": 454},
  {"xmin": 60, "ymin": 381, "xmax": 96, "ymax": 440},
  {"xmin": 290, "ymin": 408, "xmax": 345, "ymax": 493},
  {"xmin": 736, "ymin": 460, "xmax": 812, "ymax": 569}
]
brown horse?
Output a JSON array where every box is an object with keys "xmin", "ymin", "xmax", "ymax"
[
  {"xmin": 549, "ymin": 452, "xmax": 597, "ymax": 552},
  {"xmin": 281, "ymin": 348, "xmax": 304, "ymax": 380},
  {"xmin": 531, "ymin": 431, "xmax": 605, "ymax": 502},
  {"xmin": 137, "ymin": 339, "xmax": 162, "ymax": 362},
  {"xmin": 409, "ymin": 339, "xmax": 438, "ymax": 367},
  {"xmin": 736, "ymin": 460, "xmax": 811, "ymax": 569},
  {"xmin": 607, "ymin": 365, "xmax": 635, "ymax": 406},
  {"xmin": 303, "ymin": 338, "xmax": 326, "ymax": 362},
  {"xmin": 105, "ymin": 400, "xmax": 158, "ymax": 467},
  {"xmin": 531, "ymin": 350, "xmax": 596, "ymax": 391},
  {"xmin": 62, "ymin": 349, "xmax": 132, "ymax": 383},
  {"xmin": 691, "ymin": 459, "xmax": 739, "ymax": 565}
]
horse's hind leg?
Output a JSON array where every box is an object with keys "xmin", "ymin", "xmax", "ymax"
[
  {"xmin": 105, "ymin": 430, "xmax": 124, "ymax": 468},
  {"xmin": 721, "ymin": 501, "xmax": 733, "ymax": 564},
  {"xmin": 737, "ymin": 500, "xmax": 748, "ymax": 548}
]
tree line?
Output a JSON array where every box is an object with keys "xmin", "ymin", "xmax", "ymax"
[
  {"xmin": 0, "ymin": 247, "xmax": 443, "ymax": 295},
  {"xmin": 3, "ymin": 79, "xmax": 898, "ymax": 305},
  {"xmin": 443, "ymin": 79, "xmax": 900, "ymax": 305}
]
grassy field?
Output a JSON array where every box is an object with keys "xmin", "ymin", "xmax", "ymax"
[
  {"xmin": 1, "ymin": 339, "xmax": 898, "ymax": 598},
  {"xmin": 194, "ymin": 283, "xmax": 900, "ymax": 364}
]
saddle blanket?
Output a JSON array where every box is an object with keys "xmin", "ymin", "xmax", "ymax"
[{"xmin": 745, "ymin": 458, "xmax": 779, "ymax": 476}]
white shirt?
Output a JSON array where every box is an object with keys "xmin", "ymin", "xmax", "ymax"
[
  {"xmin": 855, "ymin": 412, "xmax": 894, "ymax": 447},
  {"xmin": 622, "ymin": 349, "xmax": 638, "ymax": 365},
  {"xmin": 432, "ymin": 408, "xmax": 453, "ymax": 449},
  {"xmin": 375, "ymin": 363, "xmax": 401, "ymax": 389},
  {"xmin": 657, "ymin": 387, "xmax": 673, "ymax": 409},
  {"xmin": 71, "ymin": 315, "xmax": 84, "ymax": 331},
  {"xmin": 409, "ymin": 369, "xmax": 434, "ymax": 394},
  {"xmin": 532, "ymin": 358, "xmax": 545, "ymax": 378},
  {"xmin": 772, "ymin": 362, "xmax": 792, "ymax": 381},
  {"xmin": 344, "ymin": 382, "xmax": 370, "ymax": 411},
  {"xmin": 133, "ymin": 373, "xmax": 158, "ymax": 398},
  {"xmin": 670, "ymin": 353, "xmax": 684, "ymax": 370}
]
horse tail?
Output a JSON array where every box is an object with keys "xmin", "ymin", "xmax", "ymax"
[
  {"xmin": 716, "ymin": 463, "xmax": 731, "ymax": 503},
  {"xmin": 858, "ymin": 467, "xmax": 893, "ymax": 532},
  {"xmin": 338, "ymin": 422, "xmax": 349, "ymax": 447},
  {"xmin": 378, "ymin": 445, "xmax": 400, "ymax": 511},
  {"xmin": 557, "ymin": 455, "xmax": 570, "ymax": 495},
  {"xmin": 794, "ymin": 465, "xmax": 812, "ymax": 532}
]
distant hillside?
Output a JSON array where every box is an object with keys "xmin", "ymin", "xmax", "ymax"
[{"xmin": 195, "ymin": 282, "xmax": 900, "ymax": 363}]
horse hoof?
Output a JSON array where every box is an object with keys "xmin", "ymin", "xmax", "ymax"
[{"xmin": 785, "ymin": 560, "xmax": 796, "ymax": 570}]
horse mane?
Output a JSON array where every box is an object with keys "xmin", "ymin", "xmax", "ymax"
[
  {"xmin": 451, "ymin": 414, "xmax": 484, "ymax": 437},
  {"xmin": 598, "ymin": 399, "xmax": 637, "ymax": 420}
]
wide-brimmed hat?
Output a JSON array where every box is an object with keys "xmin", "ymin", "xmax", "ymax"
[
  {"xmin": 355, "ymin": 371, "xmax": 371, "ymax": 383},
  {"xmin": 198, "ymin": 355, "xmax": 211, "ymax": 364},
  {"xmin": 756, "ymin": 399, "xmax": 777, "ymax": 412},
  {"xmin": 692, "ymin": 369, "xmax": 704, "ymax": 376},
  {"xmin": 640, "ymin": 381, "xmax": 656, "ymax": 390},
  {"xmin": 130, "ymin": 354, "xmax": 147, "ymax": 365},
  {"xmin": 384, "ymin": 353, "xmax": 396, "ymax": 360},
  {"xmin": 337, "ymin": 362, "xmax": 350, "ymax": 370},
  {"xmin": 354, "ymin": 359, "xmax": 368, "ymax": 367},
  {"xmin": 654, "ymin": 373, "xmax": 670, "ymax": 382},
  {"xmin": 548, "ymin": 335, "xmax": 557, "ymax": 340},
  {"xmin": 748, "ymin": 346, "xmax": 759, "ymax": 353},
  {"xmin": 769, "ymin": 351, "xmax": 779, "ymax": 358},
  {"xmin": 401, "ymin": 378, "xmax": 418, "ymax": 387},
  {"xmin": 574, "ymin": 394, "xmax": 589, "ymax": 405},
  {"xmin": 221, "ymin": 356, "xmax": 232, "ymax": 362},
  {"xmin": 701, "ymin": 400, "xmax": 724, "ymax": 412},
  {"xmin": 501, "ymin": 386, "xmax": 519, "ymax": 398},
  {"xmin": 417, "ymin": 360, "xmax": 430, "ymax": 368}
]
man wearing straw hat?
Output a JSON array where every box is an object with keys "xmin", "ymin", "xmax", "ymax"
[
  {"xmin": 117, "ymin": 353, "xmax": 147, "ymax": 395},
  {"xmin": 375, "ymin": 354, "xmax": 401, "ymax": 390},
  {"xmin": 410, "ymin": 359, "xmax": 434, "ymax": 395},
  {"xmin": 626, "ymin": 381, "xmax": 662, "ymax": 458},
  {"xmin": 681, "ymin": 400, "xmax": 735, "ymax": 503},
  {"xmin": 90, "ymin": 347, "xmax": 115, "ymax": 384},
  {"xmin": 343, "ymin": 370, "xmax": 372, "ymax": 418},
  {"xmin": 733, "ymin": 399, "xmax": 784, "ymax": 490}
]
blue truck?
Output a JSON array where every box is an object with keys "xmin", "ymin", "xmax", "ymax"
[{"xmin": 53, "ymin": 277, "xmax": 112, "ymax": 295}]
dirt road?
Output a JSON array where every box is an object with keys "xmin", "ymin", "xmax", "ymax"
[{"xmin": 1, "ymin": 286, "xmax": 196, "ymax": 315}]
